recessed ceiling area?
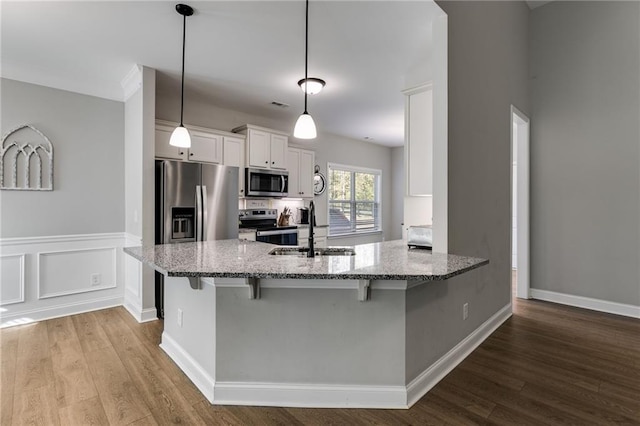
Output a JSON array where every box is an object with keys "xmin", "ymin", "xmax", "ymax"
[{"xmin": 1, "ymin": 1, "xmax": 443, "ymax": 147}]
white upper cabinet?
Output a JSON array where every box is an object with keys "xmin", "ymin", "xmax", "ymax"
[
  {"xmin": 233, "ymin": 125, "xmax": 288, "ymax": 170},
  {"xmin": 223, "ymin": 136, "xmax": 246, "ymax": 197},
  {"xmin": 188, "ymin": 130, "xmax": 222, "ymax": 164},
  {"xmin": 155, "ymin": 123, "xmax": 187, "ymax": 160},
  {"xmin": 403, "ymin": 84, "xmax": 433, "ymax": 196},
  {"xmin": 155, "ymin": 120, "xmax": 225, "ymax": 165},
  {"xmin": 288, "ymin": 147, "xmax": 315, "ymax": 198}
]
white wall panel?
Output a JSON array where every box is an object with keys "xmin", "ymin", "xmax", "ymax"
[
  {"xmin": 0, "ymin": 254, "xmax": 25, "ymax": 305},
  {"xmin": 38, "ymin": 247, "xmax": 117, "ymax": 299}
]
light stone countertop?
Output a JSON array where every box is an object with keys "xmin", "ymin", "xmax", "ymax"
[{"xmin": 124, "ymin": 239, "xmax": 488, "ymax": 281}]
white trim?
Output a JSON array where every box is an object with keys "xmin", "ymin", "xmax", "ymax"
[
  {"xmin": 213, "ymin": 381, "xmax": 407, "ymax": 409},
  {"xmin": 401, "ymin": 81, "xmax": 433, "ymax": 97},
  {"xmin": 406, "ymin": 303, "xmax": 512, "ymax": 407},
  {"xmin": 37, "ymin": 247, "xmax": 118, "ymax": 299},
  {"xmin": 160, "ymin": 332, "xmax": 216, "ymax": 402},
  {"xmin": 530, "ymin": 289, "xmax": 640, "ymax": 319},
  {"xmin": 432, "ymin": 12, "xmax": 448, "ymax": 253},
  {"xmin": 123, "ymin": 296, "xmax": 157, "ymax": 323},
  {"xmin": 0, "ymin": 232, "xmax": 125, "ymax": 246},
  {"xmin": 511, "ymin": 105, "xmax": 531, "ymax": 300},
  {"xmin": 0, "ymin": 295, "xmax": 122, "ymax": 328},
  {"xmin": 0, "ymin": 254, "xmax": 26, "ymax": 305},
  {"xmin": 158, "ymin": 303, "xmax": 511, "ymax": 409},
  {"xmin": 124, "ymin": 232, "xmax": 142, "ymax": 246},
  {"xmin": 121, "ymin": 64, "xmax": 142, "ymax": 102}
]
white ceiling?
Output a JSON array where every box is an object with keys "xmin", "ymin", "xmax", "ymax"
[{"xmin": 1, "ymin": 1, "xmax": 443, "ymax": 147}]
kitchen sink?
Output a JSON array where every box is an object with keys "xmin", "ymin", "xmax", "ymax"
[{"xmin": 269, "ymin": 247, "xmax": 356, "ymax": 256}]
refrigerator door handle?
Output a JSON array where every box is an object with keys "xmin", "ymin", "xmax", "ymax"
[
  {"xmin": 196, "ymin": 185, "xmax": 203, "ymax": 241},
  {"xmin": 201, "ymin": 185, "xmax": 208, "ymax": 241}
]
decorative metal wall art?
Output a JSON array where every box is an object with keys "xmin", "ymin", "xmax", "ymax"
[{"xmin": 1, "ymin": 124, "xmax": 54, "ymax": 191}]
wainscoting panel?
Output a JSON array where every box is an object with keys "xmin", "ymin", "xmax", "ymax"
[
  {"xmin": 0, "ymin": 254, "xmax": 26, "ymax": 305},
  {"xmin": 38, "ymin": 247, "xmax": 117, "ymax": 299},
  {"xmin": 0, "ymin": 233, "xmax": 126, "ymax": 327}
]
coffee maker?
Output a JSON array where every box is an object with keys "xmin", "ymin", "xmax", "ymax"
[{"xmin": 296, "ymin": 207, "xmax": 310, "ymax": 224}]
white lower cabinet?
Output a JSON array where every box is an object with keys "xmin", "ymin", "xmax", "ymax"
[{"xmin": 298, "ymin": 227, "xmax": 327, "ymax": 248}]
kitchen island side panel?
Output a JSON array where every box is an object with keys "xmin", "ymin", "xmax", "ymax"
[
  {"xmin": 215, "ymin": 285, "xmax": 406, "ymax": 386},
  {"xmin": 162, "ymin": 277, "xmax": 216, "ymax": 380}
]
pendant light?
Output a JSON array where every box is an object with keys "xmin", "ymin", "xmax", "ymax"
[
  {"xmin": 170, "ymin": 4, "xmax": 194, "ymax": 148},
  {"xmin": 293, "ymin": 0, "xmax": 318, "ymax": 139}
]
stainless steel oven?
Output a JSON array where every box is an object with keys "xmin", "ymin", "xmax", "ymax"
[
  {"xmin": 239, "ymin": 208, "xmax": 298, "ymax": 246},
  {"xmin": 256, "ymin": 228, "xmax": 298, "ymax": 246},
  {"xmin": 246, "ymin": 168, "xmax": 289, "ymax": 197}
]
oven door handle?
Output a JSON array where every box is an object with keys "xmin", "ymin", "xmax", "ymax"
[{"xmin": 256, "ymin": 229, "xmax": 298, "ymax": 237}]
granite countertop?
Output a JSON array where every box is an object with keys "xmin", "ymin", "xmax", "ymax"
[{"xmin": 124, "ymin": 239, "xmax": 488, "ymax": 281}]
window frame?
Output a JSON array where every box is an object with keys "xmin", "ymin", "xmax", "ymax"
[{"xmin": 327, "ymin": 162, "xmax": 382, "ymax": 237}]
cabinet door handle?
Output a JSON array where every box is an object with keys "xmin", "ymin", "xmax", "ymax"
[
  {"xmin": 272, "ymin": 161, "xmax": 275, "ymax": 164},
  {"xmin": 179, "ymin": 151, "xmax": 184, "ymax": 155},
  {"xmin": 265, "ymin": 161, "xmax": 268, "ymax": 164},
  {"xmin": 190, "ymin": 153, "xmax": 194, "ymax": 156}
]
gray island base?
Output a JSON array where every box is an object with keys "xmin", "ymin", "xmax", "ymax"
[{"xmin": 124, "ymin": 239, "xmax": 505, "ymax": 409}]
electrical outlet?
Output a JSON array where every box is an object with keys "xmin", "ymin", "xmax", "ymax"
[
  {"xmin": 90, "ymin": 273, "xmax": 101, "ymax": 286},
  {"xmin": 463, "ymin": 303, "xmax": 469, "ymax": 320},
  {"xmin": 177, "ymin": 309, "xmax": 183, "ymax": 327}
]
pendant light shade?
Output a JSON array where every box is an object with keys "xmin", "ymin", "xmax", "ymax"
[
  {"xmin": 170, "ymin": 4, "xmax": 194, "ymax": 148},
  {"xmin": 293, "ymin": 0, "xmax": 318, "ymax": 140},
  {"xmin": 170, "ymin": 125, "xmax": 191, "ymax": 148},
  {"xmin": 294, "ymin": 112, "xmax": 317, "ymax": 139}
]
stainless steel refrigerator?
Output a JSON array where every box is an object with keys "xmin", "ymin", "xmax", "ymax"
[{"xmin": 155, "ymin": 160, "xmax": 239, "ymax": 318}]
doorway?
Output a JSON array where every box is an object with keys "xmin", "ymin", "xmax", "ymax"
[{"xmin": 511, "ymin": 106, "xmax": 530, "ymax": 299}]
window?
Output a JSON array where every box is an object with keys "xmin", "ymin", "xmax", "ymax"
[{"xmin": 328, "ymin": 163, "xmax": 381, "ymax": 236}]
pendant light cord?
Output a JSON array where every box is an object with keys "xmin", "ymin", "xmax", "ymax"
[
  {"xmin": 180, "ymin": 12, "xmax": 187, "ymax": 126},
  {"xmin": 303, "ymin": 0, "xmax": 309, "ymax": 114}
]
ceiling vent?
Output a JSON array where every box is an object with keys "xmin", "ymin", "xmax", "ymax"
[{"xmin": 270, "ymin": 101, "xmax": 290, "ymax": 108}]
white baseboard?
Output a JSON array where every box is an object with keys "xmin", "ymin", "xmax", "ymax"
[
  {"xmin": 213, "ymin": 381, "xmax": 407, "ymax": 409},
  {"xmin": 123, "ymin": 300, "xmax": 157, "ymax": 323},
  {"xmin": 406, "ymin": 303, "xmax": 512, "ymax": 407},
  {"xmin": 160, "ymin": 332, "xmax": 216, "ymax": 402},
  {"xmin": 530, "ymin": 289, "xmax": 640, "ymax": 319},
  {"xmin": 0, "ymin": 295, "xmax": 123, "ymax": 328},
  {"xmin": 159, "ymin": 304, "xmax": 512, "ymax": 409}
]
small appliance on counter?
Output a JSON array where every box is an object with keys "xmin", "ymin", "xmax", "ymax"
[
  {"xmin": 239, "ymin": 209, "xmax": 298, "ymax": 246},
  {"xmin": 296, "ymin": 207, "xmax": 310, "ymax": 224},
  {"xmin": 407, "ymin": 225, "xmax": 432, "ymax": 249}
]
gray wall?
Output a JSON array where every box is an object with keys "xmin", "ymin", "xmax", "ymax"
[
  {"xmin": 530, "ymin": 2, "xmax": 640, "ymax": 305},
  {"xmin": 435, "ymin": 0, "xmax": 529, "ymax": 322},
  {"xmin": 0, "ymin": 78, "xmax": 124, "ymax": 238}
]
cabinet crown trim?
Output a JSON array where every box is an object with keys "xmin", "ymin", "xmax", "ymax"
[
  {"xmin": 231, "ymin": 124, "xmax": 290, "ymax": 137},
  {"xmin": 155, "ymin": 119, "xmax": 244, "ymax": 139}
]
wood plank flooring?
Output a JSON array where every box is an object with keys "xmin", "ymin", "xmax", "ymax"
[{"xmin": 1, "ymin": 283, "xmax": 638, "ymax": 425}]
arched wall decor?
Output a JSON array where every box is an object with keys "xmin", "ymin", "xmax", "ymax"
[{"xmin": 1, "ymin": 124, "xmax": 54, "ymax": 191}]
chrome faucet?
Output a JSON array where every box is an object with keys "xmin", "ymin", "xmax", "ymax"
[{"xmin": 307, "ymin": 201, "xmax": 315, "ymax": 258}]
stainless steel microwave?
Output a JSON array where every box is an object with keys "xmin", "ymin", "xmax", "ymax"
[{"xmin": 245, "ymin": 168, "xmax": 289, "ymax": 197}]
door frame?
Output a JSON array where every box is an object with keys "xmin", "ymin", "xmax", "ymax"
[{"xmin": 511, "ymin": 105, "xmax": 530, "ymax": 299}]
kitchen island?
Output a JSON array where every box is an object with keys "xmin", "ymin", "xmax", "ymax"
[{"xmin": 124, "ymin": 239, "xmax": 505, "ymax": 409}]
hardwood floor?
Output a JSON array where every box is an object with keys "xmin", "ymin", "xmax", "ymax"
[{"xmin": 2, "ymin": 285, "xmax": 638, "ymax": 425}]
